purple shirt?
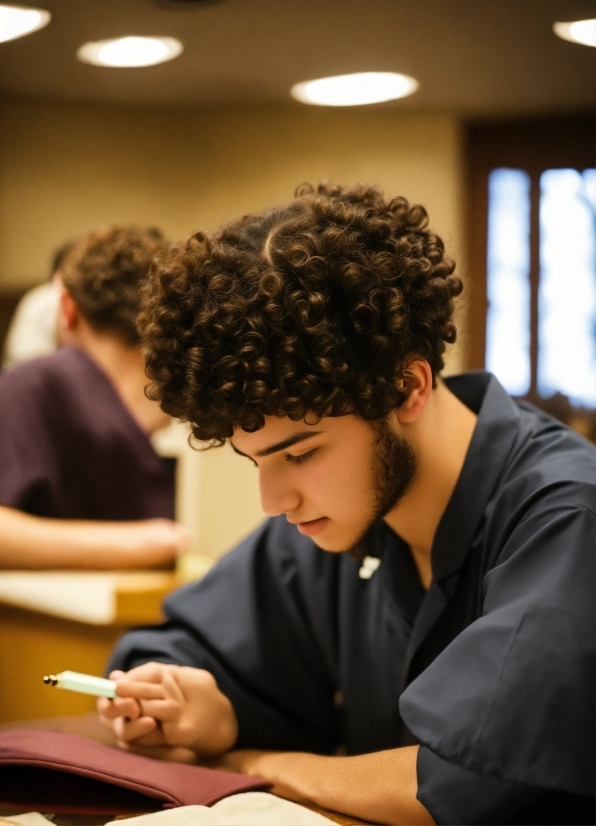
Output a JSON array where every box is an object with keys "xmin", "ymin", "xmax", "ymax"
[{"xmin": 0, "ymin": 347, "xmax": 175, "ymax": 521}]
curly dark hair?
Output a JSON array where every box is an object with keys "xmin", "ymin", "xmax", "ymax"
[
  {"xmin": 61, "ymin": 226, "xmax": 167, "ymax": 346},
  {"xmin": 139, "ymin": 182, "xmax": 462, "ymax": 445}
]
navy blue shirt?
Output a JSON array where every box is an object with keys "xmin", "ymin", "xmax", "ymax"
[{"xmin": 109, "ymin": 373, "xmax": 595, "ymax": 824}]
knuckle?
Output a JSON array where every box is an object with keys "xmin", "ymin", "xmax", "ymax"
[{"xmin": 181, "ymin": 666, "xmax": 214, "ymax": 687}]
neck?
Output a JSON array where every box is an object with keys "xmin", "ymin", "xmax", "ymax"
[
  {"xmin": 383, "ymin": 379, "xmax": 477, "ymax": 588},
  {"xmin": 69, "ymin": 325, "xmax": 170, "ymax": 435}
]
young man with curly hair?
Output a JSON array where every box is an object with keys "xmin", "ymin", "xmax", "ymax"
[
  {"xmin": 0, "ymin": 226, "xmax": 190, "ymax": 568},
  {"xmin": 101, "ymin": 185, "xmax": 595, "ymax": 825}
]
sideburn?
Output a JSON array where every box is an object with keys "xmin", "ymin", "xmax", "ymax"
[
  {"xmin": 371, "ymin": 418, "xmax": 417, "ymax": 519},
  {"xmin": 348, "ymin": 418, "xmax": 417, "ymax": 562}
]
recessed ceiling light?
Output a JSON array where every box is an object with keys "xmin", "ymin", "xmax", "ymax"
[
  {"xmin": 77, "ymin": 36, "xmax": 183, "ymax": 68},
  {"xmin": 553, "ymin": 19, "xmax": 596, "ymax": 47},
  {"xmin": 290, "ymin": 72, "xmax": 419, "ymax": 107},
  {"xmin": 0, "ymin": 3, "xmax": 50, "ymax": 43}
]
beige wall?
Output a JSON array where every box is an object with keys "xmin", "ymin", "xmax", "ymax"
[
  {"xmin": 0, "ymin": 98, "xmax": 466, "ymax": 559},
  {"xmin": 0, "ymin": 99, "xmax": 464, "ymax": 282},
  {"xmin": 0, "ymin": 98, "xmax": 467, "ymax": 362}
]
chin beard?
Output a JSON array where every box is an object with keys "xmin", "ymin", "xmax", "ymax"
[
  {"xmin": 317, "ymin": 538, "xmax": 367, "ymax": 562},
  {"xmin": 348, "ymin": 540, "xmax": 369, "ymax": 563}
]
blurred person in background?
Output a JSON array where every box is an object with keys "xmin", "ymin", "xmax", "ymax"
[
  {"xmin": 0, "ymin": 226, "xmax": 190, "ymax": 569},
  {"xmin": 1, "ymin": 241, "xmax": 74, "ymax": 370}
]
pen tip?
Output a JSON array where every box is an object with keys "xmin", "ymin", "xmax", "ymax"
[{"xmin": 43, "ymin": 675, "xmax": 57, "ymax": 686}]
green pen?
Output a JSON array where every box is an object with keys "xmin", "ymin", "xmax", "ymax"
[{"xmin": 43, "ymin": 670, "xmax": 117, "ymax": 699}]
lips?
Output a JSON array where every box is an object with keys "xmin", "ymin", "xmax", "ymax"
[{"xmin": 294, "ymin": 517, "xmax": 329, "ymax": 536}]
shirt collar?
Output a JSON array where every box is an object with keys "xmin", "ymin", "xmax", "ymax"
[{"xmin": 430, "ymin": 371, "xmax": 521, "ymax": 582}]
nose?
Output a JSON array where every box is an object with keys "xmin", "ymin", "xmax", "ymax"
[{"xmin": 259, "ymin": 469, "xmax": 301, "ymax": 517}]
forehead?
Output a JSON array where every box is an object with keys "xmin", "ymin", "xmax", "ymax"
[
  {"xmin": 231, "ymin": 413, "xmax": 373, "ymax": 455},
  {"xmin": 231, "ymin": 415, "xmax": 319, "ymax": 452}
]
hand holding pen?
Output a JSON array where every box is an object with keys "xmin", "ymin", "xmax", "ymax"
[{"xmin": 96, "ymin": 662, "xmax": 239, "ymax": 761}]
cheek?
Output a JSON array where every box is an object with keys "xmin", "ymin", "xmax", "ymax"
[{"xmin": 315, "ymin": 447, "xmax": 374, "ymax": 517}]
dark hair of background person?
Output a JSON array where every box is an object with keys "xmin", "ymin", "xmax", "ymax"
[
  {"xmin": 139, "ymin": 182, "xmax": 463, "ymax": 445},
  {"xmin": 62, "ymin": 226, "xmax": 166, "ymax": 347},
  {"xmin": 51, "ymin": 240, "xmax": 77, "ymax": 278}
]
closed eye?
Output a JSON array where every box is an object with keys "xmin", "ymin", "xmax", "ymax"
[{"xmin": 286, "ymin": 449, "xmax": 316, "ymax": 465}]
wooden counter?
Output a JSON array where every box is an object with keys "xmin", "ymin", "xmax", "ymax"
[{"xmin": 0, "ymin": 571, "xmax": 179, "ymax": 723}]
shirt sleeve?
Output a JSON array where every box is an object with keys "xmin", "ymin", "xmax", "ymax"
[
  {"xmin": 108, "ymin": 517, "xmax": 342, "ymax": 753},
  {"xmin": 416, "ymin": 746, "xmax": 540, "ymax": 824},
  {"xmin": 400, "ymin": 502, "xmax": 595, "ymax": 820}
]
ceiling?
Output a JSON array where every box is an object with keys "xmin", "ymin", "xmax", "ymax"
[{"xmin": 0, "ymin": 0, "xmax": 594, "ymax": 114}]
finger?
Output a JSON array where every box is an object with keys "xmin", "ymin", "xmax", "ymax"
[
  {"xmin": 98, "ymin": 700, "xmax": 121, "ymax": 730},
  {"xmin": 123, "ymin": 662, "xmax": 175, "ymax": 683},
  {"xmin": 137, "ymin": 698, "xmax": 180, "ymax": 722},
  {"xmin": 115, "ymin": 680, "xmax": 167, "ymax": 701},
  {"xmin": 97, "ymin": 696, "xmax": 142, "ymax": 721},
  {"xmin": 121, "ymin": 726, "xmax": 169, "ymax": 748},
  {"xmin": 113, "ymin": 715, "xmax": 158, "ymax": 742},
  {"xmin": 108, "ymin": 670, "xmax": 127, "ymax": 680},
  {"xmin": 97, "ymin": 696, "xmax": 112, "ymax": 716},
  {"xmin": 161, "ymin": 670, "xmax": 186, "ymax": 704}
]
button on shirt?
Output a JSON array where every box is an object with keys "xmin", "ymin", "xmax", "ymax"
[{"xmin": 109, "ymin": 372, "xmax": 595, "ymax": 825}]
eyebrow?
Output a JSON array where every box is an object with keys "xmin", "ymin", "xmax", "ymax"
[{"xmin": 231, "ymin": 431, "xmax": 323, "ymax": 459}]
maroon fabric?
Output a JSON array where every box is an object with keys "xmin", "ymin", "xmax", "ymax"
[
  {"xmin": 0, "ymin": 729, "xmax": 269, "ymax": 815},
  {"xmin": 0, "ymin": 347, "xmax": 175, "ymax": 520}
]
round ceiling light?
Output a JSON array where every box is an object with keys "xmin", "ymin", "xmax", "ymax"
[
  {"xmin": 77, "ymin": 35, "xmax": 183, "ymax": 68},
  {"xmin": 553, "ymin": 19, "xmax": 596, "ymax": 47},
  {"xmin": 291, "ymin": 72, "xmax": 419, "ymax": 107},
  {"xmin": 0, "ymin": 4, "xmax": 50, "ymax": 43}
]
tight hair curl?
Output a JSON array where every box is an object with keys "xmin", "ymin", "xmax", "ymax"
[
  {"xmin": 62, "ymin": 226, "xmax": 166, "ymax": 347},
  {"xmin": 139, "ymin": 182, "xmax": 462, "ymax": 445}
]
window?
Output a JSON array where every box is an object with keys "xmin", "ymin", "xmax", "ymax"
[
  {"xmin": 466, "ymin": 116, "xmax": 595, "ymax": 440},
  {"xmin": 486, "ymin": 168, "xmax": 531, "ymax": 396},
  {"xmin": 538, "ymin": 168, "xmax": 595, "ymax": 407}
]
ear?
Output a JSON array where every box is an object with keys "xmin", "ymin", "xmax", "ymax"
[
  {"xmin": 394, "ymin": 359, "xmax": 433, "ymax": 424},
  {"xmin": 58, "ymin": 285, "xmax": 79, "ymax": 332}
]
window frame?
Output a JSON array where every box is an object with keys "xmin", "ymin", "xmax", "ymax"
[{"xmin": 464, "ymin": 115, "xmax": 595, "ymax": 401}]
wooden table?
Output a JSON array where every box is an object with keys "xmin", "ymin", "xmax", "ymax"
[
  {"xmin": 0, "ymin": 572, "xmax": 369, "ymax": 825},
  {"xmin": 0, "ymin": 571, "xmax": 179, "ymax": 722}
]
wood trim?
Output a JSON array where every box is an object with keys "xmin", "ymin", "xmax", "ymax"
[{"xmin": 463, "ymin": 127, "xmax": 489, "ymax": 370}]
